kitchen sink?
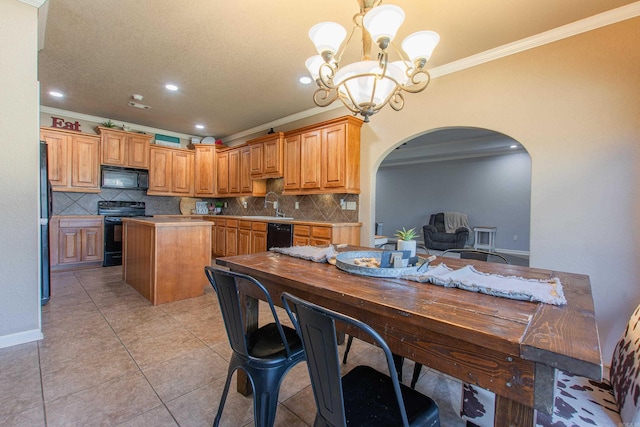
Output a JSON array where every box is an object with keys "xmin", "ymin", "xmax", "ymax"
[{"xmin": 239, "ymin": 215, "xmax": 294, "ymax": 220}]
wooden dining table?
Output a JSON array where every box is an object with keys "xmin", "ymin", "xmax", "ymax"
[{"xmin": 216, "ymin": 247, "xmax": 602, "ymax": 427}]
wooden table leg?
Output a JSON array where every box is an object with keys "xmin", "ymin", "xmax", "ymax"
[
  {"xmin": 236, "ymin": 294, "xmax": 259, "ymax": 396},
  {"xmin": 494, "ymin": 395, "xmax": 534, "ymax": 427}
]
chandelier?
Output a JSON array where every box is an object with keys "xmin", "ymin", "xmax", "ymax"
[{"xmin": 305, "ymin": 0, "xmax": 440, "ymax": 122}]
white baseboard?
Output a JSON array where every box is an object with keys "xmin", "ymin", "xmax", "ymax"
[
  {"xmin": 495, "ymin": 248, "xmax": 530, "ymax": 257},
  {"xmin": 0, "ymin": 329, "xmax": 43, "ymax": 349}
]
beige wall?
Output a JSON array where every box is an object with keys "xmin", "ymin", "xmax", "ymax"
[
  {"xmin": 0, "ymin": 0, "xmax": 42, "ymax": 346},
  {"xmin": 357, "ymin": 17, "xmax": 640, "ymax": 363}
]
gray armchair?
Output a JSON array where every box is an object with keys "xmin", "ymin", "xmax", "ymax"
[{"xmin": 423, "ymin": 213, "xmax": 469, "ymax": 251}]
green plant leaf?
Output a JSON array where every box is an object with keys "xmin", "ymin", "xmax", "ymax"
[{"xmin": 394, "ymin": 227, "xmax": 417, "ymax": 241}]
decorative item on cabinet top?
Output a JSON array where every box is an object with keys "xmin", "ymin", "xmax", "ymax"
[{"xmin": 154, "ymin": 134, "xmax": 180, "ymax": 147}]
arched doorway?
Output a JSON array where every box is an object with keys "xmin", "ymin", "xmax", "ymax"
[{"xmin": 374, "ymin": 127, "xmax": 531, "ymax": 262}]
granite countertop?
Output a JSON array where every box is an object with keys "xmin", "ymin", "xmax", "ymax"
[
  {"xmin": 154, "ymin": 214, "xmax": 361, "ymax": 227},
  {"xmin": 121, "ymin": 217, "xmax": 212, "ymax": 226}
]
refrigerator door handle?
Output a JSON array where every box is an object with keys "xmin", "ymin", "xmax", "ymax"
[{"xmin": 39, "ymin": 218, "xmax": 49, "ymax": 226}]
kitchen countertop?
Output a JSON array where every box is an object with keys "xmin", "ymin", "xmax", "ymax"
[
  {"xmin": 154, "ymin": 214, "xmax": 361, "ymax": 227},
  {"xmin": 121, "ymin": 217, "xmax": 212, "ymax": 226}
]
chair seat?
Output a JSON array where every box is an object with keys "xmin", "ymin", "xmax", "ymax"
[
  {"xmin": 343, "ymin": 365, "xmax": 440, "ymax": 426},
  {"xmin": 248, "ymin": 323, "xmax": 302, "ymax": 358},
  {"xmin": 461, "ymin": 371, "xmax": 622, "ymax": 427},
  {"xmin": 535, "ymin": 371, "xmax": 621, "ymax": 427}
]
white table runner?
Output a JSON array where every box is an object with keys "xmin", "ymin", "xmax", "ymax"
[{"xmin": 402, "ymin": 263, "xmax": 566, "ymax": 305}]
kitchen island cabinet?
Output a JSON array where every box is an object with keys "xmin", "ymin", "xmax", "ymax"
[{"xmin": 122, "ymin": 217, "xmax": 211, "ymax": 305}]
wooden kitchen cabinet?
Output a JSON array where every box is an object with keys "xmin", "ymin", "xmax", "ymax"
[
  {"xmin": 41, "ymin": 128, "xmax": 101, "ymax": 192},
  {"xmin": 148, "ymin": 145, "xmax": 194, "ymax": 196},
  {"xmin": 215, "ymin": 145, "xmax": 265, "ymax": 197},
  {"xmin": 293, "ymin": 223, "xmax": 361, "ymax": 246},
  {"xmin": 282, "ymin": 116, "xmax": 362, "ymax": 195},
  {"xmin": 214, "ymin": 218, "xmax": 226, "ymax": 257},
  {"xmin": 238, "ymin": 220, "xmax": 252, "ymax": 255},
  {"xmin": 251, "ymin": 221, "xmax": 267, "ymax": 253},
  {"xmin": 50, "ymin": 216, "xmax": 104, "ymax": 270},
  {"xmin": 194, "ymin": 145, "xmax": 216, "ymax": 196},
  {"xmin": 225, "ymin": 219, "xmax": 238, "ymax": 257},
  {"xmin": 98, "ymin": 127, "xmax": 151, "ymax": 169},
  {"xmin": 248, "ymin": 132, "xmax": 284, "ymax": 179}
]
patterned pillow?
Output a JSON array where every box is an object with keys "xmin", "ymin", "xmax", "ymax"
[{"xmin": 609, "ymin": 304, "xmax": 640, "ymax": 425}]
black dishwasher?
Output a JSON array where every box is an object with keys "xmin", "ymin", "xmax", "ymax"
[{"xmin": 267, "ymin": 223, "xmax": 293, "ymax": 249}]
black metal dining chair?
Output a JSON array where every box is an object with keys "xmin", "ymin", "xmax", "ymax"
[
  {"xmin": 204, "ymin": 267, "xmax": 305, "ymax": 427},
  {"xmin": 282, "ymin": 292, "xmax": 441, "ymax": 427}
]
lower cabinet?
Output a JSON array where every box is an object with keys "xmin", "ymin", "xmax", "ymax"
[
  {"xmin": 225, "ymin": 220, "xmax": 238, "ymax": 257},
  {"xmin": 50, "ymin": 216, "xmax": 104, "ymax": 270},
  {"xmin": 238, "ymin": 220, "xmax": 252, "ymax": 255},
  {"xmin": 251, "ymin": 222, "xmax": 267, "ymax": 254}
]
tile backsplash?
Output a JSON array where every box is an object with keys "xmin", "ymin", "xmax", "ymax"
[{"xmin": 52, "ymin": 179, "xmax": 359, "ymax": 222}]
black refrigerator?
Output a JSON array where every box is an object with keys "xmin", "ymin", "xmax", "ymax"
[{"xmin": 40, "ymin": 142, "xmax": 51, "ymax": 305}]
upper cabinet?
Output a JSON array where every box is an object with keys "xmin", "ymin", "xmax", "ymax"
[
  {"xmin": 148, "ymin": 145, "xmax": 194, "ymax": 196},
  {"xmin": 194, "ymin": 145, "xmax": 216, "ymax": 197},
  {"xmin": 248, "ymin": 132, "xmax": 284, "ymax": 179},
  {"xmin": 41, "ymin": 128, "xmax": 101, "ymax": 193},
  {"xmin": 215, "ymin": 146, "xmax": 265, "ymax": 197},
  {"xmin": 283, "ymin": 116, "xmax": 362, "ymax": 195},
  {"xmin": 97, "ymin": 127, "xmax": 152, "ymax": 169}
]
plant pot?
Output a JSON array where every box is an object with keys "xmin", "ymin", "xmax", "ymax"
[{"xmin": 397, "ymin": 239, "xmax": 417, "ymax": 258}]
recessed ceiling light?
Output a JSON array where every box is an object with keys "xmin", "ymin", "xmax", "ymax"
[
  {"xmin": 510, "ymin": 144, "xmax": 518, "ymax": 148},
  {"xmin": 299, "ymin": 76, "xmax": 312, "ymax": 85},
  {"xmin": 195, "ymin": 124, "xmax": 205, "ymax": 129},
  {"xmin": 49, "ymin": 91, "xmax": 64, "ymax": 98},
  {"xmin": 165, "ymin": 84, "xmax": 179, "ymax": 91}
]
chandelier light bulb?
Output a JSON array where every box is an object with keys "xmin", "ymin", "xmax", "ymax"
[
  {"xmin": 363, "ymin": 4, "xmax": 405, "ymax": 48},
  {"xmin": 402, "ymin": 30, "xmax": 440, "ymax": 63},
  {"xmin": 309, "ymin": 22, "xmax": 347, "ymax": 59}
]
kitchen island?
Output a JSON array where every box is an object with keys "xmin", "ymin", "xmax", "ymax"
[{"xmin": 121, "ymin": 217, "xmax": 211, "ymax": 305}]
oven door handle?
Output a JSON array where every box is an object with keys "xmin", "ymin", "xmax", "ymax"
[{"xmin": 104, "ymin": 217, "xmax": 122, "ymax": 224}]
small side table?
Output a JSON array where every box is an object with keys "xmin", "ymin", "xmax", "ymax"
[{"xmin": 473, "ymin": 227, "xmax": 496, "ymax": 252}]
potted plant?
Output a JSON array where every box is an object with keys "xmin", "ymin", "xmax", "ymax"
[
  {"xmin": 395, "ymin": 227, "xmax": 418, "ymax": 257},
  {"xmin": 214, "ymin": 201, "xmax": 224, "ymax": 214}
]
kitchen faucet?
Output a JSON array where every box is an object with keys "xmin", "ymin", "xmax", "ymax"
[{"xmin": 264, "ymin": 192, "xmax": 286, "ymax": 217}]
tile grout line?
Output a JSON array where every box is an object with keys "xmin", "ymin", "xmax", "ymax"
[{"xmin": 36, "ymin": 342, "xmax": 49, "ymax": 427}]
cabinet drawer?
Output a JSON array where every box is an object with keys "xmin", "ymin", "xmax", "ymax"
[
  {"xmin": 311, "ymin": 226, "xmax": 332, "ymax": 239},
  {"xmin": 239, "ymin": 220, "xmax": 252, "ymax": 229},
  {"xmin": 59, "ymin": 217, "xmax": 103, "ymax": 228},
  {"xmin": 252, "ymin": 222, "xmax": 267, "ymax": 231},
  {"xmin": 226, "ymin": 219, "xmax": 238, "ymax": 228},
  {"xmin": 294, "ymin": 225, "xmax": 310, "ymax": 237}
]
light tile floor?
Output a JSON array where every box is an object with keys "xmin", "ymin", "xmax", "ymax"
[{"xmin": 0, "ymin": 266, "xmax": 466, "ymax": 426}]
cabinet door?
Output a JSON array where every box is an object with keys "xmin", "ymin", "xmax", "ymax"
[
  {"xmin": 228, "ymin": 148, "xmax": 240, "ymax": 194},
  {"xmin": 71, "ymin": 135, "xmax": 100, "ymax": 189},
  {"xmin": 300, "ymin": 130, "xmax": 322, "ymax": 190},
  {"xmin": 263, "ymin": 138, "xmax": 282, "ymax": 175},
  {"xmin": 321, "ymin": 123, "xmax": 346, "ymax": 189},
  {"xmin": 225, "ymin": 227, "xmax": 238, "ymax": 256},
  {"xmin": 82, "ymin": 227, "xmax": 103, "ymax": 262},
  {"xmin": 149, "ymin": 147, "xmax": 172, "ymax": 193},
  {"xmin": 194, "ymin": 145, "xmax": 216, "ymax": 196},
  {"xmin": 42, "ymin": 131, "xmax": 69, "ymax": 188},
  {"xmin": 251, "ymin": 230, "xmax": 267, "ymax": 254},
  {"xmin": 128, "ymin": 135, "xmax": 150, "ymax": 169},
  {"xmin": 101, "ymin": 132, "xmax": 127, "ymax": 166},
  {"xmin": 238, "ymin": 228, "xmax": 251, "ymax": 255},
  {"xmin": 240, "ymin": 146, "xmax": 252, "ymax": 194},
  {"xmin": 215, "ymin": 225, "xmax": 226, "ymax": 256},
  {"xmin": 283, "ymin": 135, "xmax": 301, "ymax": 191},
  {"xmin": 171, "ymin": 151, "xmax": 193, "ymax": 194},
  {"xmin": 58, "ymin": 228, "xmax": 82, "ymax": 264},
  {"xmin": 216, "ymin": 151, "xmax": 229, "ymax": 195},
  {"xmin": 249, "ymin": 143, "xmax": 263, "ymax": 175}
]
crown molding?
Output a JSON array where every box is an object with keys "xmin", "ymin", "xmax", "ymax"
[
  {"xmin": 40, "ymin": 106, "xmax": 198, "ymax": 140},
  {"xmin": 235, "ymin": 2, "xmax": 640, "ymax": 141},
  {"xmin": 19, "ymin": 0, "xmax": 47, "ymax": 7},
  {"xmin": 428, "ymin": 2, "xmax": 640, "ymax": 78}
]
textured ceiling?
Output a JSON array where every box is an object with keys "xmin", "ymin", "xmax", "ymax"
[{"xmin": 38, "ymin": 0, "xmax": 638, "ymax": 139}]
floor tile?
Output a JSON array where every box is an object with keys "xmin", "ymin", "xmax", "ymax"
[
  {"xmin": 42, "ymin": 344, "xmax": 137, "ymax": 402},
  {"xmin": 142, "ymin": 346, "xmax": 229, "ymax": 401},
  {"xmin": 123, "ymin": 328, "xmax": 206, "ymax": 369},
  {"xmin": 116, "ymin": 404, "xmax": 178, "ymax": 427},
  {"xmin": 45, "ymin": 371, "xmax": 161, "ymax": 427}
]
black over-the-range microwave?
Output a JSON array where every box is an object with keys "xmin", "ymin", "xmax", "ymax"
[{"xmin": 101, "ymin": 166, "xmax": 149, "ymax": 190}]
